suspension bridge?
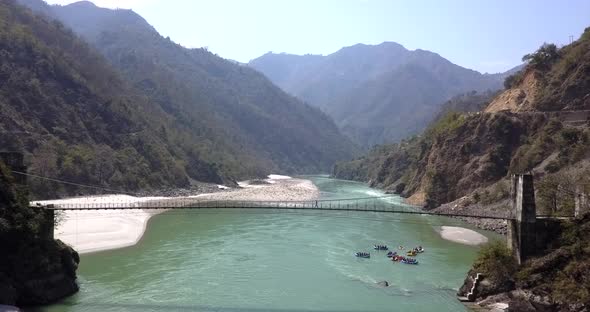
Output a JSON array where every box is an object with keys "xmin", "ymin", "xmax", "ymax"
[
  {"xmin": 34, "ymin": 174, "xmax": 579, "ymax": 265},
  {"xmin": 39, "ymin": 195, "xmax": 517, "ymax": 220},
  {"xmin": 0, "ymin": 150, "xmax": 579, "ymax": 266}
]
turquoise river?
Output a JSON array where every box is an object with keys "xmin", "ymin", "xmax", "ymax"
[{"xmin": 40, "ymin": 176, "xmax": 500, "ymax": 312}]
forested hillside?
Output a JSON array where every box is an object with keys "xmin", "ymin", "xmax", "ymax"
[
  {"xmin": 6, "ymin": 0, "xmax": 357, "ymax": 198},
  {"xmin": 334, "ymin": 28, "xmax": 590, "ymax": 213},
  {"xmin": 250, "ymin": 43, "xmax": 514, "ymax": 147},
  {"xmin": 0, "ymin": 0, "xmax": 204, "ymax": 198},
  {"xmin": 23, "ymin": 0, "xmax": 357, "ymax": 171}
]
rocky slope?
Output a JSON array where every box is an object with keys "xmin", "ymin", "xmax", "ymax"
[
  {"xmin": 459, "ymin": 215, "xmax": 590, "ymax": 311},
  {"xmin": 488, "ymin": 32, "xmax": 590, "ymax": 113},
  {"xmin": 333, "ymin": 27, "xmax": 590, "ymax": 216},
  {"xmin": 334, "ymin": 111, "xmax": 548, "ymax": 208},
  {"xmin": 250, "ymin": 43, "xmax": 514, "ymax": 147}
]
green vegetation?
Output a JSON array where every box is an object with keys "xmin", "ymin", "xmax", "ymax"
[
  {"xmin": 520, "ymin": 216, "xmax": 590, "ymax": 307},
  {"xmin": 0, "ymin": 161, "xmax": 79, "ymax": 305},
  {"xmin": 0, "ymin": 0, "xmax": 206, "ymax": 197},
  {"xmin": 463, "ymin": 216, "xmax": 590, "ymax": 309},
  {"xmin": 473, "ymin": 240, "xmax": 517, "ymax": 283},
  {"xmin": 424, "ymin": 112, "xmax": 466, "ymax": 139},
  {"xmin": 4, "ymin": 0, "xmax": 357, "ymax": 198},
  {"xmin": 522, "ymin": 43, "xmax": 560, "ymax": 71}
]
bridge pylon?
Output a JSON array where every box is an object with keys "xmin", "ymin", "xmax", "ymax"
[{"xmin": 507, "ymin": 174, "xmax": 536, "ymax": 264}]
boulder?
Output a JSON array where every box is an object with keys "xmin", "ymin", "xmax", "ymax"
[{"xmin": 376, "ymin": 281, "xmax": 389, "ymax": 287}]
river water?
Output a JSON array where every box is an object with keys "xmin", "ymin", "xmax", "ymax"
[{"xmin": 42, "ymin": 176, "xmax": 498, "ymax": 312}]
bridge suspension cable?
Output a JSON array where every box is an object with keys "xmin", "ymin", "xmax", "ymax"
[{"xmin": 11, "ymin": 171, "xmax": 138, "ymax": 195}]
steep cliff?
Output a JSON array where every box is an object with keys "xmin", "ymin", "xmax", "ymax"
[
  {"xmin": 0, "ymin": 160, "xmax": 79, "ymax": 306},
  {"xmin": 334, "ymin": 112, "xmax": 547, "ymax": 208}
]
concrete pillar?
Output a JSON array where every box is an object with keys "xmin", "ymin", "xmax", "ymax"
[
  {"xmin": 45, "ymin": 209, "xmax": 55, "ymax": 240},
  {"xmin": 506, "ymin": 219, "xmax": 519, "ymax": 261},
  {"xmin": 507, "ymin": 174, "xmax": 537, "ymax": 264},
  {"xmin": 575, "ymin": 185, "xmax": 588, "ymax": 218}
]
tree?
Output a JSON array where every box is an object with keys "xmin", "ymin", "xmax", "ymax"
[
  {"xmin": 537, "ymin": 172, "xmax": 576, "ymax": 216},
  {"xmin": 522, "ymin": 43, "xmax": 560, "ymax": 70}
]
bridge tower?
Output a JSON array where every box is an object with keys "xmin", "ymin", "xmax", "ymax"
[{"xmin": 507, "ymin": 174, "xmax": 537, "ymax": 264}]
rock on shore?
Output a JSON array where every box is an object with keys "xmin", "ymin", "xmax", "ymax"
[{"xmin": 439, "ymin": 226, "xmax": 488, "ymax": 246}]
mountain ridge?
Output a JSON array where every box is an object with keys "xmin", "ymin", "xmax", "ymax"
[
  {"xmin": 10, "ymin": 0, "xmax": 358, "ymax": 198},
  {"xmin": 250, "ymin": 41, "xmax": 516, "ymax": 147},
  {"xmin": 333, "ymin": 27, "xmax": 590, "ymax": 216}
]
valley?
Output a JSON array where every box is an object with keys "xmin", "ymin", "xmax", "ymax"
[{"xmin": 0, "ymin": 0, "xmax": 589, "ymax": 311}]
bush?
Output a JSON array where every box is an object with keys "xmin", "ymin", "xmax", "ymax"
[
  {"xmin": 552, "ymin": 261, "xmax": 590, "ymax": 304},
  {"xmin": 426, "ymin": 112, "xmax": 466, "ymax": 138},
  {"xmin": 478, "ymin": 180, "xmax": 510, "ymax": 205},
  {"xmin": 474, "ymin": 240, "xmax": 518, "ymax": 283},
  {"xmin": 504, "ymin": 71, "xmax": 524, "ymax": 89}
]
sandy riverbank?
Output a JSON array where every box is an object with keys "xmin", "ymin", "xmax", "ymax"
[
  {"xmin": 34, "ymin": 175, "xmax": 319, "ymax": 254},
  {"xmin": 439, "ymin": 226, "xmax": 489, "ymax": 246}
]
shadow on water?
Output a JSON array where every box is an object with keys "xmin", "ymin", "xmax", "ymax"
[{"xmin": 26, "ymin": 302, "xmax": 381, "ymax": 312}]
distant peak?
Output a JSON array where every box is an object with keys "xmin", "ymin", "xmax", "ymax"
[
  {"xmin": 337, "ymin": 41, "xmax": 409, "ymax": 55},
  {"xmin": 65, "ymin": 1, "xmax": 134, "ymax": 13},
  {"xmin": 65, "ymin": 1, "xmax": 97, "ymax": 8},
  {"xmin": 378, "ymin": 41, "xmax": 406, "ymax": 49}
]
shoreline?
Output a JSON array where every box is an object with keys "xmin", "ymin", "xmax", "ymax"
[
  {"xmin": 36, "ymin": 175, "xmax": 319, "ymax": 254},
  {"xmin": 74, "ymin": 208, "xmax": 167, "ymax": 255},
  {"xmin": 401, "ymin": 192, "xmax": 508, "ymax": 235}
]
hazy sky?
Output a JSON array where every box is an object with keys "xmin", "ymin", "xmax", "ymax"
[{"xmin": 45, "ymin": 0, "xmax": 590, "ymax": 73}]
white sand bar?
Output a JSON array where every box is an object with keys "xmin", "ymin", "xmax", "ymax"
[
  {"xmin": 267, "ymin": 174, "xmax": 292, "ymax": 180},
  {"xmin": 34, "ymin": 175, "xmax": 319, "ymax": 254},
  {"xmin": 439, "ymin": 226, "xmax": 489, "ymax": 246}
]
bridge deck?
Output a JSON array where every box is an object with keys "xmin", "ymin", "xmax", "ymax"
[{"xmin": 35, "ymin": 196, "xmax": 520, "ymax": 220}]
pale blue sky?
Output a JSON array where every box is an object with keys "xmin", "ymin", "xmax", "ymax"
[{"xmin": 46, "ymin": 0, "xmax": 590, "ymax": 73}]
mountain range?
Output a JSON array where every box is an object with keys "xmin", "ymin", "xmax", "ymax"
[
  {"xmin": 7, "ymin": 0, "xmax": 357, "ymax": 197},
  {"xmin": 250, "ymin": 43, "xmax": 519, "ymax": 147},
  {"xmin": 333, "ymin": 27, "xmax": 590, "ymax": 213}
]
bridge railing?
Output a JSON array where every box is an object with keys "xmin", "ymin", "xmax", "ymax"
[
  {"xmin": 35, "ymin": 195, "xmax": 519, "ymax": 219},
  {"xmin": 38, "ymin": 195, "xmax": 414, "ymax": 212}
]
